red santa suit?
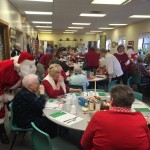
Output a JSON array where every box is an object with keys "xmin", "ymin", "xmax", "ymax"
[{"xmin": 0, "ymin": 52, "xmax": 35, "ymax": 144}]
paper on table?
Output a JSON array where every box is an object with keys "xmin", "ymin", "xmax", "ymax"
[
  {"xmin": 49, "ymin": 111, "xmax": 83, "ymax": 126},
  {"xmin": 45, "ymin": 99, "xmax": 63, "ymax": 109}
]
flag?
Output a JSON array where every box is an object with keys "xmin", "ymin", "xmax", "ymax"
[{"xmin": 35, "ymin": 34, "xmax": 39, "ymax": 55}]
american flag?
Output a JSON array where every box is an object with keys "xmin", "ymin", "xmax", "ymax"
[{"xmin": 35, "ymin": 34, "xmax": 39, "ymax": 55}]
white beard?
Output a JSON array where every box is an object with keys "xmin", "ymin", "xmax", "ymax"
[{"xmin": 18, "ymin": 64, "xmax": 37, "ymax": 77}]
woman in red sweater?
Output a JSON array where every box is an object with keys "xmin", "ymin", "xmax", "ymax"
[
  {"xmin": 81, "ymin": 85, "xmax": 150, "ymax": 150},
  {"xmin": 42, "ymin": 64, "xmax": 81, "ymax": 98}
]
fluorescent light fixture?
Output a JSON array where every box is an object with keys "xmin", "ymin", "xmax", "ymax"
[
  {"xmin": 40, "ymin": 32, "xmax": 52, "ymax": 33},
  {"xmin": 90, "ymin": 30, "xmax": 102, "ymax": 32},
  {"xmin": 65, "ymin": 30, "xmax": 78, "ymax": 32},
  {"xmin": 80, "ymin": 13, "xmax": 106, "ymax": 17},
  {"xmin": 32, "ymin": 21, "xmax": 52, "ymax": 24},
  {"xmin": 63, "ymin": 32, "xmax": 74, "ymax": 34},
  {"xmin": 22, "ymin": 0, "xmax": 53, "ymax": 2},
  {"xmin": 91, "ymin": 0, "xmax": 126, "ymax": 5},
  {"xmin": 85, "ymin": 32, "xmax": 96, "ymax": 34},
  {"xmin": 109, "ymin": 24, "xmax": 127, "ymax": 26},
  {"xmin": 25, "ymin": 11, "xmax": 52, "ymax": 15},
  {"xmin": 39, "ymin": 30, "xmax": 52, "ymax": 31},
  {"xmin": 72, "ymin": 23, "xmax": 91, "ymax": 25},
  {"xmin": 36, "ymin": 26, "xmax": 52, "ymax": 28},
  {"xmin": 129, "ymin": 15, "xmax": 150, "ymax": 18},
  {"xmin": 99, "ymin": 27, "xmax": 114, "ymax": 29},
  {"xmin": 68, "ymin": 27, "xmax": 84, "ymax": 29}
]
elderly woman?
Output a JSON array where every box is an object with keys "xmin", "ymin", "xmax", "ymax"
[
  {"xmin": 13, "ymin": 74, "xmax": 57, "ymax": 138},
  {"xmin": 81, "ymin": 85, "xmax": 150, "ymax": 150},
  {"xmin": 43, "ymin": 63, "xmax": 82, "ymax": 98},
  {"xmin": 69, "ymin": 65, "xmax": 89, "ymax": 91}
]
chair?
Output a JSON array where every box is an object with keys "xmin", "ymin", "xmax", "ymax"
[
  {"xmin": 134, "ymin": 92, "xmax": 143, "ymax": 101},
  {"xmin": 132, "ymin": 74, "xmax": 150, "ymax": 92},
  {"xmin": 86, "ymin": 89, "xmax": 105, "ymax": 92},
  {"xmin": 31, "ymin": 122, "xmax": 78, "ymax": 150},
  {"xmin": 68, "ymin": 84, "xmax": 83, "ymax": 91},
  {"xmin": 9, "ymin": 102, "xmax": 33, "ymax": 150},
  {"xmin": 108, "ymin": 80, "xmax": 117, "ymax": 92},
  {"xmin": 127, "ymin": 76, "xmax": 133, "ymax": 87}
]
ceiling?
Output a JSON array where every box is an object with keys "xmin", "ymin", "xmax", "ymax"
[{"xmin": 9, "ymin": 0, "xmax": 150, "ymax": 34}]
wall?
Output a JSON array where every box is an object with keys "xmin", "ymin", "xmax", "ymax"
[
  {"xmin": 101, "ymin": 19, "xmax": 150, "ymax": 53},
  {"xmin": 39, "ymin": 33, "xmax": 97, "ymax": 47}
]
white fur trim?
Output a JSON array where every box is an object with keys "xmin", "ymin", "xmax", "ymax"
[
  {"xmin": 44, "ymin": 75, "xmax": 66, "ymax": 94},
  {"xmin": 0, "ymin": 118, "xmax": 4, "ymax": 124},
  {"xmin": 125, "ymin": 59, "xmax": 130, "ymax": 66},
  {"xmin": 21, "ymin": 60, "xmax": 35, "ymax": 65},
  {"xmin": 4, "ymin": 93, "xmax": 14, "ymax": 102},
  {"xmin": 0, "ymin": 95, "xmax": 4, "ymax": 102}
]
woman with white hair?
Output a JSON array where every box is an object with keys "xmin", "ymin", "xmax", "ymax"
[
  {"xmin": 43, "ymin": 63, "xmax": 82, "ymax": 98},
  {"xmin": 13, "ymin": 74, "xmax": 57, "ymax": 138},
  {"xmin": 69, "ymin": 65, "xmax": 89, "ymax": 91}
]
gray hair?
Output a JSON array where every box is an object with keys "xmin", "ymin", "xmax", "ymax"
[
  {"xmin": 22, "ymin": 74, "xmax": 38, "ymax": 89},
  {"xmin": 13, "ymin": 43, "xmax": 21, "ymax": 49},
  {"xmin": 110, "ymin": 85, "xmax": 135, "ymax": 108},
  {"xmin": 137, "ymin": 56, "xmax": 143, "ymax": 63},
  {"xmin": 74, "ymin": 65, "xmax": 82, "ymax": 74}
]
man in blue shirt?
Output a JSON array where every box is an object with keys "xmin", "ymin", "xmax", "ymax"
[{"xmin": 46, "ymin": 44, "xmax": 52, "ymax": 53}]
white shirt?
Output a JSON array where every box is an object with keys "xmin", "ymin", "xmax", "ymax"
[
  {"xmin": 127, "ymin": 48, "xmax": 134, "ymax": 58},
  {"xmin": 104, "ymin": 53, "xmax": 123, "ymax": 77}
]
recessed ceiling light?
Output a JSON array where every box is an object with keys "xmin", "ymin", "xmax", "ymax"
[
  {"xmin": 129, "ymin": 15, "xmax": 150, "ymax": 18},
  {"xmin": 90, "ymin": 30, "xmax": 102, "ymax": 32},
  {"xmin": 72, "ymin": 23, "xmax": 91, "ymax": 25},
  {"xmin": 91, "ymin": 0, "xmax": 126, "ymax": 5},
  {"xmin": 109, "ymin": 24, "xmax": 127, "ymax": 26},
  {"xmin": 68, "ymin": 27, "xmax": 84, "ymax": 29},
  {"xmin": 80, "ymin": 13, "xmax": 106, "ymax": 17},
  {"xmin": 36, "ymin": 26, "xmax": 52, "ymax": 28},
  {"xmin": 65, "ymin": 30, "xmax": 78, "ymax": 32},
  {"xmin": 25, "ymin": 11, "xmax": 52, "ymax": 15},
  {"xmin": 32, "ymin": 21, "xmax": 52, "ymax": 24},
  {"xmin": 85, "ymin": 32, "xmax": 96, "ymax": 34},
  {"xmin": 63, "ymin": 32, "xmax": 74, "ymax": 34},
  {"xmin": 22, "ymin": 0, "xmax": 53, "ymax": 2},
  {"xmin": 99, "ymin": 27, "xmax": 114, "ymax": 29}
]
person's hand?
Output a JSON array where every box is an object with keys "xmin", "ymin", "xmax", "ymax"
[
  {"xmin": 58, "ymin": 75, "xmax": 64, "ymax": 83},
  {"xmin": 38, "ymin": 85, "xmax": 45, "ymax": 95},
  {"xmin": 146, "ymin": 118, "xmax": 150, "ymax": 125},
  {"xmin": 75, "ymin": 89, "xmax": 82, "ymax": 93}
]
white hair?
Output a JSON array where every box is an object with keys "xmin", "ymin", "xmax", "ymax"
[
  {"xmin": 13, "ymin": 43, "xmax": 21, "ymax": 49},
  {"xmin": 74, "ymin": 64, "xmax": 82, "ymax": 74},
  {"xmin": 22, "ymin": 74, "xmax": 38, "ymax": 89}
]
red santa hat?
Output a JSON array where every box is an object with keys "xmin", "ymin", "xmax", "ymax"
[{"xmin": 18, "ymin": 52, "xmax": 34, "ymax": 64}]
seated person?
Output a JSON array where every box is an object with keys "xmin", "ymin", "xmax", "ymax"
[
  {"xmin": 131, "ymin": 56, "xmax": 150, "ymax": 84},
  {"xmin": 69, "ymin": 65, "xmax": 89, "ymax": 91},
  {"xmin": 13, "ymin": 74, "xmax": 57, "ymax": 138},
  {"xmin": 81, "ymin": 85, "xmax": 150, "ymax": 150},
  {"xmin": 42, "ymin": 64, "xmax": 82, "ymax": 98}
]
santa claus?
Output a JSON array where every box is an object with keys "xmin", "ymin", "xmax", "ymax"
[{"xmin": 0, "ymin": 52, "xmax": 36, "ymax": 144}]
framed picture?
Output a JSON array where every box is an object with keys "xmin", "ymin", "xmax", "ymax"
[
  {"xmin": 112, "ymin": 42, "xmax": 116, "ymax": 48},
  {"xmin": 128, "ymin": 41, "xmax": 134, "ymax": 46}
]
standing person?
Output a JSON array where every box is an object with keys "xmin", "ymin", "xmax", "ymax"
[
  {"xmin": 84, "ymin": 47, "xmax": 100, "ymax": 75},
  {"xmin": 13, "ymin": 74, "xmax": 57, "ymax": 138},
  {"xmin": 99, "ymin": 48, "xmax": 123, "ymax": 84},
  {"xmin": 81, "ymin": 85, "xmax": 150, "ymax": 150},
  {"xmin": 11, "ymin": 43, "xmax": 22, "ymax": 57},
  {"xmin": 46, "ymin": 44, "xmax": 52, "ymax": 53},
  {"xmin": 114, "ymin": 45, "xmax": 132, "ymax": 84},
  {"xmin": 0, "ymin": 52, "xmax": 36, "ymax": 144}
]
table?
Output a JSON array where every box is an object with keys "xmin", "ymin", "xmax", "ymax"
[{"xmin": 43, "ymin": 94, "xmax": 150, "ymax": 131}]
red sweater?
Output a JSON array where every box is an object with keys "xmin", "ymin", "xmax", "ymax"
[
  {"xmin": 39, "ymin": 53, "xmax": 52, "ymax": 70},
  {"xmin": 81, "ymin": 111, "xmax": 150, "ymax": 150},
  {"xmin": 114, "ymin": 53, "xmax": 132, "ymax": 73},
  {"xmin": 85, "ymin": 50, "xmax": 100, "ymax": 69},
  {"xmin": 42, "ymin": 80, "xmax": 69, "ymax": 98}
]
